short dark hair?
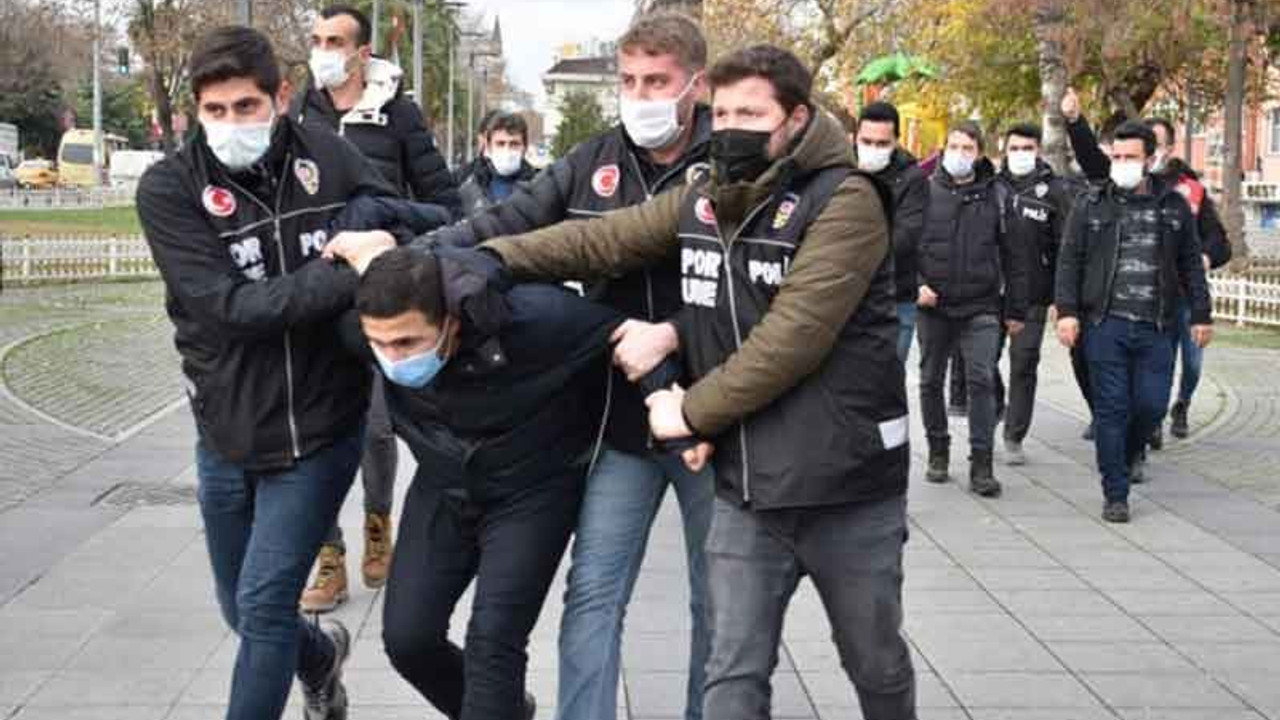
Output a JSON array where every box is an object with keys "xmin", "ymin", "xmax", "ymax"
[
  {"xmin": 858, "ymin": 101, "xmax": 900, "ymax": 138},
  {"xmin": 1113, "ymin": 120, "xmax": 1157, "ymax": 157},
  {"xmin": 476, "ymin": 108, "xmax": 502, "ymax": 140},
  {"xmin": 486, "ymin": 112, "xmax": 529, "ymax": 146},
  {"xmin": 1005, "ymin": 122, "xmax": 1042, "ymax": 145},
  {"xmin": 708, "ymin": 44, "xmax": 812, "ymax": 115},
  {"xmin": 1143, "ymin": 117, "xmax": 1176, "ymax": 148},
  {"xmin": 948, "ymin": 120, "xmax": 985, "ymax": 152},
  {"xmin": 320, "ymin": 4, "xmax": 372, "ymax": 47},
  {"xmin": 190, "ymin": 26, "xmax": 282, "ymax": 100},
  {"xmin": 357, "ymin": 248, "xmax": 446, "ymax": 324},
  {"xmin": 618, "ymin": 10, "xmax": 707, "ymax": 73}
]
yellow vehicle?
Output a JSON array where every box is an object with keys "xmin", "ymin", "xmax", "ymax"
[
  {"xmin": 57, "ymin": 129, "xmax": 128, "ymax": 187},
  {"xmin": 14, "ymin": 159, "xmax": 58, "ymax": 189}
]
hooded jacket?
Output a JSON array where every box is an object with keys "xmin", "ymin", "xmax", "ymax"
[
  {"xmin": 137, "ymin": 117, "xmax": 401, "ymax": 470},
  {"xmin": 484, "ymin": 110, "xmax": 908, "ymax": 510},
  {"xmin": 1065, "ymin": 116, "xmax": 1231, "ymax": 269},
  {"xmin": 417, "ymin": 105, "xmax": 714, "ymax": 456},
  {"xmin": 293, "ymin": 57, "xmax": 460, "ymax": 217},
  {"xmin": 997, "ymin": 159, "xmax": 1073, "ymax": 307},
  {"xmin": 1055, "ymin": 176, "xmax": 1213, "ymax": 329},
  {"xmin": 918, "ymin": 156, "xmax": 1031, "ymax": 321}
]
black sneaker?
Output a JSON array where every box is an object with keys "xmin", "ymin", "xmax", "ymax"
[
  {"xmin": 1103, "ymin": 500, "xmax": 1131, "ymax": 523},
  {"xmin": 1149, "ymin": 426, "xmax": 1164, "ymax": 451},
  {"xmin": 523, "ymin": 691, "xmax": 537, "ymax": 720},
  {"xmin": 1170, "ymin": 400, "xmax": 1190, "ymax": 439},
  {"xmin": 1082, "ymin": 421, "xmax": 1095, "ymax": 441},
  {"xmin": 302, "ymin": 620, "xmax": 351, "ymax": 720}
]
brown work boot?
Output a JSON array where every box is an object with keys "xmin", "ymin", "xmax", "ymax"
[
  {"xmin": 300, "ymin": 545, "xmax": 348, "ymax": 614},
  {"xmin": 362, "ymin": 512, "xmax": 394, "ymax": 589}
]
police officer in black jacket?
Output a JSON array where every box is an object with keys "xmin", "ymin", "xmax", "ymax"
[
  {"xmin": 853, "ymin": 101, "xmax": 929, "ymax": 362},
  {"xmin": 418, "ymin": 13, "xmax": 716, "ymax": 720},
  {"xmin": 994, "ymin": 122, "xmax": 1073, "ymax": 466},
  {"xmin": 136, "ymin": 26, "xmax": 403, "ymax": 720}
]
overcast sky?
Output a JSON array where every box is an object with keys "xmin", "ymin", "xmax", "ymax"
[{"xmin": 462, "ymin": 0, "xmax": 636, "ymax": 98}]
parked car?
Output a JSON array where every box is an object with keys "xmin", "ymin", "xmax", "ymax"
[
  {"xmin": 109, "ymin": 150, "xmax": 165, "ymax": 189},
  {"xmin": 15, "ymin": 159, "xmax": 58, "ymax": 189}
]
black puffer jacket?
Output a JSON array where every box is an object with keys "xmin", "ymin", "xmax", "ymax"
[
  {"xmin": 918, "ymin": 157, "xmax": 1030, "ymax": 320},
  {"xmin": 997, "ymin": 160, "xmax": 1072, "ymax": 307},
  {"xmin": 871, "ymin": 148, "xmax": 927, "ymax": 303},
  {"xmin": 293, "ymin": 58, "xmax": 460, "ymax": 217}
]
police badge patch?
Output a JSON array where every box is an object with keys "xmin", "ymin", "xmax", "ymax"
[
  {"xmin": 695, "ymin": 196, "xmax": 716, "ymax": 226},
  {"xmin": 202, "ymin": 185, "xmax": 237, "ymax": 218},
  {"xmin": 592, "ymin": 164, "xmax": 620, "ymax": 198},
  {"xmin": 773, "ymin": 194, "xmax": 799, "ymax": 230},
  {"xmin": 1035, "ymin": 182, "xmax": 1049, "ymax": 199},
  {"xmin": 294, "ymin": 158, "xmax": 320, "ymax": 196}
]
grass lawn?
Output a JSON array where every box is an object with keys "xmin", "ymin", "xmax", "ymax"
[
  {"xmin": 0, "ymin": 206, "xmax": 142, "ymax": 237},
  {"xmin": 1213, "ymin": 324, "xmax": 1280, "ymax": 350}
]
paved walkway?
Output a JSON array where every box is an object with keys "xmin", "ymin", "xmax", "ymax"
[{"xmin": 1, "ymin": 283, "xmax": 1279, "ymax": 719}]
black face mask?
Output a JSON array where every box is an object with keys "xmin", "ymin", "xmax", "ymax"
[{"xmin": 710, "ymin": 128, "xmax": 776, "ymax": 185}]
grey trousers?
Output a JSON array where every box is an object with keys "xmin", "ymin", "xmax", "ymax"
[
  {"xmin": 703, "ymin": 495, "xmax": 916, "ymax": 720},
  {"xmin": 999, "ymin": 306, "xmax": 1048, "ymax": 443},
  {"xmin": 918, "ymin": 311, "xmax": 1002, "ymax": 455},
  {"xmin": 323, "ymin": 376, "xmax": 397, "ymax": 550}
]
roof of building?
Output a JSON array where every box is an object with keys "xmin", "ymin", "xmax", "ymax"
[{"xmin": 544, "ymin": 56, "xmax": 617, "ymax": 78}]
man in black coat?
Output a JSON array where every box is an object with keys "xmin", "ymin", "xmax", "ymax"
[
  {"xmin": 1055, "ymin": 121, "xmax": 1213, "ymax": 523},
  {"xmin": 459, "ymin": 112, "xmax": 539, "ymax": 216},
  {"xmin": 339, "ymin": 246, "xmax": 678, "ymax": 720},
  {"xmin": 1061, "ymin": 89, "xmax": 1229, "ymax": 444},
  {"xmin": 854, "ymin": 101, "xmax": 928, "ymax": 363}
]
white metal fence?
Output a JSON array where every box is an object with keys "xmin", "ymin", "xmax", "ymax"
[
  {"xmin": 0, "ymin": 187, "xmax": 136, "ymax": 210},
  {"xmin": 3, "ymin": 234, "xmax": 1280, "ymax": 329},
  {"xmin": 1, "ymin": 235, "xmax": 157, "ymax": 284}
]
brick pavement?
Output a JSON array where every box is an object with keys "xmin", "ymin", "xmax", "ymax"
[{"xmin": 1, "ymin": 283, "xmax": 1279, "ymax": 719}]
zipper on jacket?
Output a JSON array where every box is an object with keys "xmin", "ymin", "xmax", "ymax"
[
  {"xmin": 626, "ymin": 150, "xmax": 660, "ymax": 322},
  {"xmin": 224, "ymin": 155, "xmax": 303, "ymax": 460},
  {"xmin": 715, "ymin": 194, "xmax": 775, "ymax": 505}
]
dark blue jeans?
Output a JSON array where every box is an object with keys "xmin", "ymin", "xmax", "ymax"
[
  {"xmin": 196, "ymin": 428, "xmax": 364, "ymax": 720},
  {"xmin": 1172, "ymin": 298, "xmax": 1204, "ymax": 404},
  {"xmin": 1083, "ymin": 317, "xmax": 1175, "ymax": 502}
]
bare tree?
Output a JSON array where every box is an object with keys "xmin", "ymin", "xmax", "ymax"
[
  {"xmin": 1222, "ymin": 0, "xmax": 1250, "ymax": 261},
  {"xmin": 1033, "ymin": 0, "xmax": 1069, "ymax": 172}
]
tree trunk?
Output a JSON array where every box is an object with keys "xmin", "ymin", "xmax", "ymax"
[
  {"xmin": 1223, "ymin": 0, "xmax": 1250, "ymax": 261},
  {"xmin": 149, "ymin": 57, "xmax": 177, "ymax": 156},
  {"xmin": 1033, "ymin": 0, "xmax": 1068, "ymax": 173}
]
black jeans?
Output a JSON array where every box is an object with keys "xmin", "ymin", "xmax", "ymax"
[
  {"xmin": 999, "ymin": 306, "xmax": 1048, "ymax": 443},
  {"xmin": 382, "ymin": 472, "xmax": 584, "ymax": 720},
  {"xmin": 703, "ymin": 495, "xmax": 915, "ymax": 720},
  {"xmin": 918, "ymin": 311, "xmax": 1003, "ymax": 455}
]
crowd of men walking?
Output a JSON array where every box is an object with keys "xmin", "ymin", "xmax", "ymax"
[{"xmin": 134, "ymin": 5, "xmax": 1228, "ymax": 720}]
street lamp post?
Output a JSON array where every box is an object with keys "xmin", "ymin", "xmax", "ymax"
[{"xmin": 92, "ymin": 0, "xmax": 103, "ymax": 188}]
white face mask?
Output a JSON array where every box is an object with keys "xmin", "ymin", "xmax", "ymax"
[
  {"xmin": 1005, "ymin": 149, "xmax": 1037, "ymax": 177},
  {"xmin": 202, "ymin": 109, "xmax": 276, "ymax": 171},
  {"xmin": 856, "ymin": 144, "xmax": 893, "ymax": 173},
  {"xmin": 942, "ymin": 149, "xmax": 975, "ymax": 179},
  {"xmin": 488, "ymin": 147, "xmax": 524, "ymax": 177},
  {"xmin": 619, "ymin": 73, "xmax": 700, "ymax": 150},
  {"xmin": 1110, "ymin": 160, "xmax": 1146, "ymax": 190},
  {"xmin": 310, "ymin": 48, "xmax": 354, "ymax": 89}
]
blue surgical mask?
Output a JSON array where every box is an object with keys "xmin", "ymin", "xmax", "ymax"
[{"xmin": 372, "ymin": 324, "xmax": 451, "ymax": 389}]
